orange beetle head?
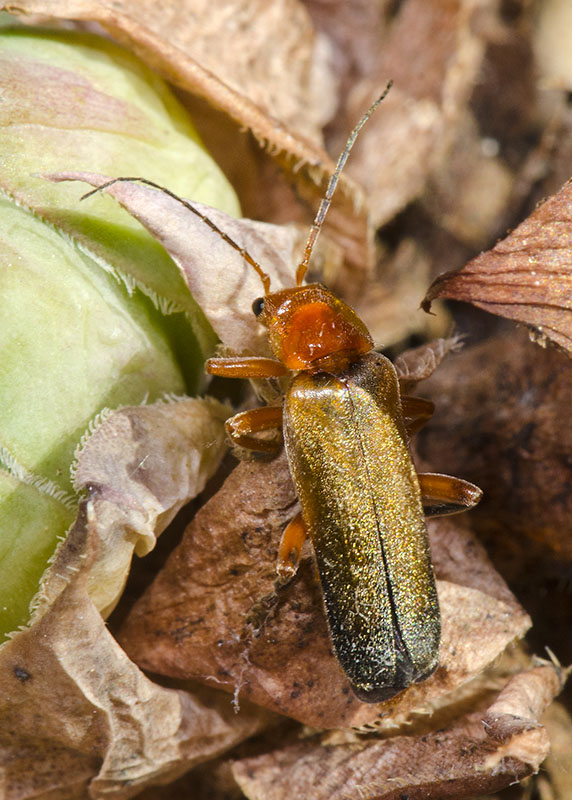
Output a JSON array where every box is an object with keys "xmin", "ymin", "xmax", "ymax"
[{"xmin": 253, "ymin": 283, "xmax": 373, "ymax": 371}]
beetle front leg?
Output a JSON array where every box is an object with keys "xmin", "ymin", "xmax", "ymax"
[
  {"xmin": 226, "ymin": 405, "xmax": 283, "ymax": 453},
  {"xmin": 207, "ymin": 356, "xmax": 288, "ymax": 378},
  {"xmin": 418, "ymin": 472, "xmax": 483, "ymax": 517}
]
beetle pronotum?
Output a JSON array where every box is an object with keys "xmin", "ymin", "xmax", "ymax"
[{"xmin": 84, "ymin": 84, "xmax": 482, "ymax": 702}]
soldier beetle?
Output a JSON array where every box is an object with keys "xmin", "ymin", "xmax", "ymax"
[{"xmin": 84, "ymin": 84, "xmax": 482, "ymax": 702}]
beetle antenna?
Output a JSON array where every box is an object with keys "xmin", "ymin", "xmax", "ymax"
[
  {"xmin": 81, "ymin": 177, "xmax": 272, "ymax": 294},
  {"xmin": 296, "ymin": 80, "xmax": 393, "ymax": 286}
]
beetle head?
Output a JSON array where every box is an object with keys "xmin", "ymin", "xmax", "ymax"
[{"xmin": 253, "ymin": 283, "xmax": 373, "ymax": 370}]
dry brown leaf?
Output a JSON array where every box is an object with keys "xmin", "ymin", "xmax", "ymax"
[
  {"xmin": 118, "ymin": 450, "xmax": 531, "ymax": 731},
  {"xmin": 231, "ymin": 664, "xmax": 564, "ymax": 800},
  {"xmin": 417, "ymin": 329, "xmax": 572, "ymax": 577},
  {"xmin": 422, "ymin": 181, "xmax": 572, "ymax": 355},
  {"xmin": 415, "ymin": 329, "xmax": 572, "ymax": 694}
]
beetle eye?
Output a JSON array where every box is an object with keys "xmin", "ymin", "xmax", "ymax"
[{"xmin": 252, "ymin": 296, "xmax": 265, "ymax": 317}]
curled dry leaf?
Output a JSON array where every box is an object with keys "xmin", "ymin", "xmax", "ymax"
[
  {"xmin": 37, "ymin": 396, "xmax": 230, "ymax": 619},
  {"xmin": 118, "ymin": 449, "xmax": 531, "ymax": 731},
  {"xmin": 0, "ymin": 540, "xmax": 268, "ymax": 800},
  {"xmin": 423, "ymin": 180, "xmax": 572, "ymax": 355},
  {"xmin": 394, "ymin": 337, "xmax": 464, "ymax": 394},
  {"xmin": 0, "ymin": 397, "xmax": 263, "ymax": 797},
  {"xmin": 231, "ymin": 663, "xmax": 565, "ymax": 800},
  {"xmin": 47, "ymin": 173, "xmax": 300, "ymax": 358}
]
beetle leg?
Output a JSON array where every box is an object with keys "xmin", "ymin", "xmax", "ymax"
[
  {"xmin": 401, "ymin": 396, "xmax": 435, "ymax": 436},
  {"xmin": 207, "ymin": 356, "xmax": 289, "ymax": 378},
  {"xmin": 276, "ymin": 511, "xmax": 307, "ymax": 585},
  {"xmin": 418, "ymin": 472, "xmax": 483, "ymax": 517},
  {"xmin": 226, "ymin": 405, "xmax": 283, "ymax": 453}
]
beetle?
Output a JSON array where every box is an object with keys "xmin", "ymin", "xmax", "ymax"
[
  {"xmin": 84, "ymin": 85, "xmax": 482, "ymax": 702},
  {"xmin": 204, "ymin": 88, "xmax": 482, "ymax": 702}
]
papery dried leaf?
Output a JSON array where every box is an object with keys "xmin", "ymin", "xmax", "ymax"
[
  {"xmin": 231, "ymin": 664, "xmax": 564, "ymax": 800},
  {"xmin": 48, "ymin": 172, "xmax": 299, "ymax": 357},
  {"xmin": 35, "ymin": 396, "xmax": 229, "ymax": 620},
  {"xmin": 0, "ymin": 541, "xmax": 268, "ymax": 800},
  {"xmin": 423, "ymin": 181, "xmax": 572, "ymax": 355},
  {"xmin": 118, "ymin": 451, "xmax": 530, "ymax": 730}
]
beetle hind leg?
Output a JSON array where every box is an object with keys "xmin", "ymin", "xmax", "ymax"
[
  {"xmin": 276, "ymin": 511, "xmax": 308, "ymax": 586},
  {"xmin": 418, "ymin": 472, "xmax": 482, "ymax": 517}
]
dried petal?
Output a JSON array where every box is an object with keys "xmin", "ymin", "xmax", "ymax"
[{"xmin": 423, "ymin": 182, "xmax": 572, "ymax": 355}]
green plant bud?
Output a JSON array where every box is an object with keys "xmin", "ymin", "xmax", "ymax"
[{"xmin": 0, "ymin": 27, "xmax": 240, "ymax": 640}]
